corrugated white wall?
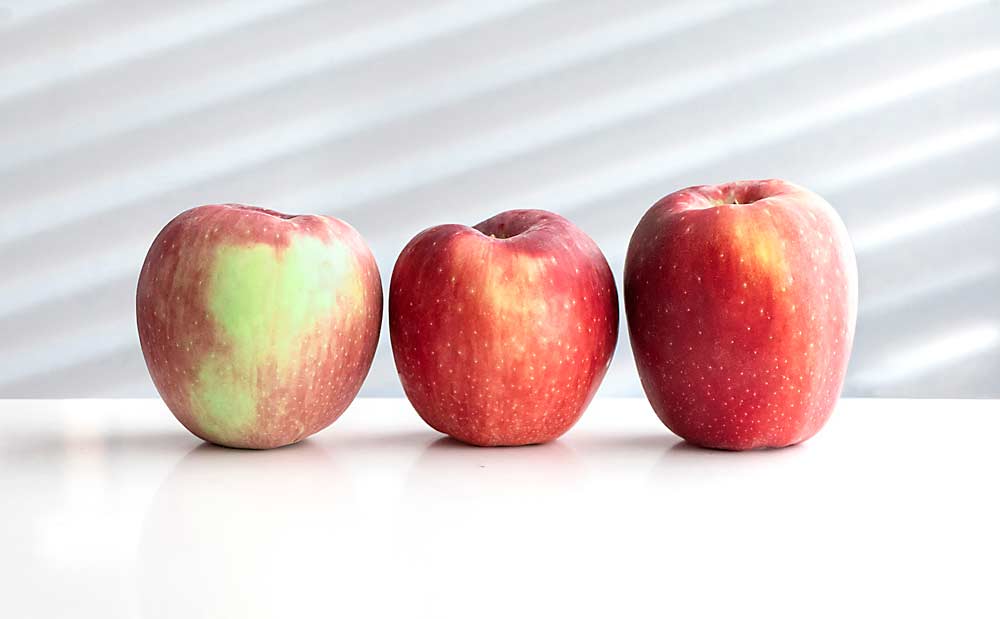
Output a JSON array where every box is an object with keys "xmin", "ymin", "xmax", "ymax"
[{"xmin": 2, "ymin": 0, "xmax": 998, "ymax": 398}]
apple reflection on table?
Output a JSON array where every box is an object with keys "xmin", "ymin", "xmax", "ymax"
[{"xmin": 137, "ymin": 440, "xmax": 374, "ymax": 618}]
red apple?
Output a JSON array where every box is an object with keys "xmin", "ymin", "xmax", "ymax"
[
  {"xmin": 389, "ymin": 210, "xmax": 618, "ymax": 446},
  {"xmin": 625, "ymin": 180, "xmax": 857, "ymax": 450},
  {"xmin": 137, "ymin": 204, "xmax": 382, "ymax": 449}
]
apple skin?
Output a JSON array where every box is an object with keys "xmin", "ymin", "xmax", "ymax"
[
  {"xmin": 624, "ymin": 180, "xmax": 857, "ymax": 450},
  {"xmin": 389, "ymin": 210, "xmax": 618, "ymax": 446},
  {"xmin": 136, "ymin": 204, "xmax": 382, "ymax": 449}
]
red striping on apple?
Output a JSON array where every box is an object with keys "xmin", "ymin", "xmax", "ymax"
[
  {"xmin": 625, "ymin": 179, "xmax": 858, "ymax": 450},
  {"xmin": 389, "ymin": 209, "xmax": 619, "ymax": 446},
  {"xmin": 136, "ymin": 204, "xmax": 382, "ymax": 449}
]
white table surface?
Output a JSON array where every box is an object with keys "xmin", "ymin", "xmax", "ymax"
[{"xmin": 3, "ymin": 398, "xmax": 998, "ymax": 618}]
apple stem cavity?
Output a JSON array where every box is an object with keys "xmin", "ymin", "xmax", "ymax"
[{"xmin": 226, "ymin": 204, "xmax": 299, "ymax": 220}]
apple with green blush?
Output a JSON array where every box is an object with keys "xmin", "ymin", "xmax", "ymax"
[{"xmin": 137, "ymin": 204, "xmax": 382, "ymax": 449}]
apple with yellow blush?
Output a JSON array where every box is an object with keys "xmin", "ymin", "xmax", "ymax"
[{"xmin": 625, "ymin": 180, "xmax": 857, "ymax": 450}]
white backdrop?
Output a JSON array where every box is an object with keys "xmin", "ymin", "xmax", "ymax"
[{"xmin": 2, "ymin": 0, "xmax": 998, "ymax": 398}]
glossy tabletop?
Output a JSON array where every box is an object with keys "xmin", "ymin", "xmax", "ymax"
[{"xmin": 3, "ymin": 398, "xmax": 998, "ymax": 618}]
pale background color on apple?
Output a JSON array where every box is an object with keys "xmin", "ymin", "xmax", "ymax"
[{"xmin": 1, "ymin": 0, "xmax": 998, "ymax": 398}]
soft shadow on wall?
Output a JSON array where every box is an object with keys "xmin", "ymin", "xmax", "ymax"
[{"xmin": 0, "ymin": 0, "xmax": 997, "ymax": 397}]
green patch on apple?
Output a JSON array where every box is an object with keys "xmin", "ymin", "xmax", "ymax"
[{"xmin": 190, "ymin": 236, "xmax": 352, "ymax": 442}]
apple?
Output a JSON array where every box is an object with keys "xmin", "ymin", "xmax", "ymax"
[
  {"xmin": 624, "ymin": 180, "xmax": 857, "ymax": 450},
  {"xmin": 389, "ymin": 209, "xmax": 618, "ymax": 446},
  {"xmin": 136, "ymin": 204, "xmax": 382, "ymax": 449}
]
